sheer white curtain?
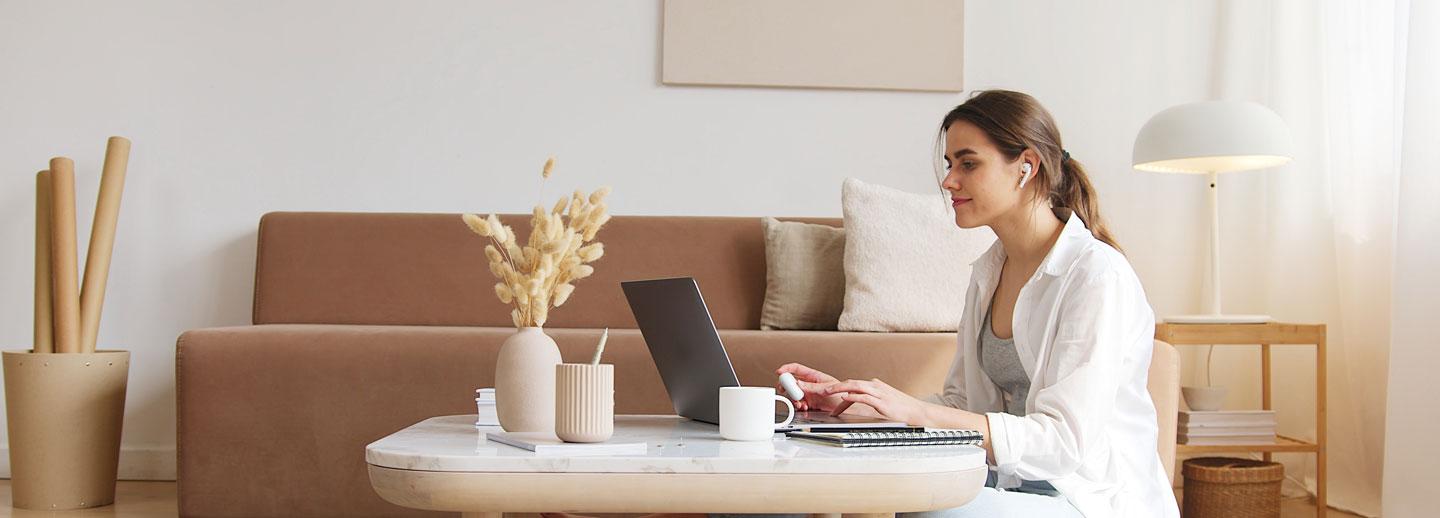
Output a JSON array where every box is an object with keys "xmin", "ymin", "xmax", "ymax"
[
  {"xmin": 1192, "ymin": 1, "xmax": 1428, "ymax": 516},
  {"xmin": 1382, "ymin": 0, "xmax": 1440, "ymax": 515}
]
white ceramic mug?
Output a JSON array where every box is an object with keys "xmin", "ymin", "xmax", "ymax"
[{"xmin": 718, "ymin": 386, "xmax": 795, "ymax": 441}]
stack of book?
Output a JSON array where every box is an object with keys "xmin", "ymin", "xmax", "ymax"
[
  {"xmin": 1178, "ymin": 410, "xmax": 1276, "ymax": 445},
  {"xmin": 475, "ymin": 388, "xmax": 498, "ymax": 427}
]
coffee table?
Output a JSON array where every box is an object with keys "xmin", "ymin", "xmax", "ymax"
[{"xmin": 366, "ymin": 415, "xmax": 987, "ymax": 518}]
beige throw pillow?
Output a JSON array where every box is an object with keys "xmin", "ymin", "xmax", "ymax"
[
  {"xmin": 760, "ymin": 217, "xmax": 847, "ymax": 330},
  {"xmin": 838, "ymin": 178, "xmax": 996, "ymax": 332}
]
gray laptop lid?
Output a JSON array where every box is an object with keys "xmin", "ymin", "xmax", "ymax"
[{"xmin": 620, "ymin": 277, "xmax": 740, "ymax": 425}]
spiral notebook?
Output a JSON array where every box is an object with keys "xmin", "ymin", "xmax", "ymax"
[{"xmin": 785, "ymin": 429, "xmax": 983, "ymax": 448}]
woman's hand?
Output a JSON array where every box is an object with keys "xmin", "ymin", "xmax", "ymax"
[
  {"xmin": 774, "ymin": 363, "xmax": 845, "ymax": 413},
  {"xmin": 824, "ymin": 378, "xmax": 934, "ymax": 426}
]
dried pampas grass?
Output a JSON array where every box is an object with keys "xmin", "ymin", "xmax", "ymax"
[{"xmin": 463, "ymin": 157, "xmax": 612, "ymax": 328}]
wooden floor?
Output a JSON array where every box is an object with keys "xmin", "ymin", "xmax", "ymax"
[{"xmin": 0, "ymin": 481, "xmax": 1360, "ymax": 517}]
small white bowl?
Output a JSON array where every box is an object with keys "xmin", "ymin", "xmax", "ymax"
[{"xmin": 1181, "ymin": 386, "xmax": 1228, "ymax": 411}]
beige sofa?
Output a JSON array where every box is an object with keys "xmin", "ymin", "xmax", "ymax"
[{"xmin": 176, "ymin": 212, "xmax": 1177, "ymax": 517}]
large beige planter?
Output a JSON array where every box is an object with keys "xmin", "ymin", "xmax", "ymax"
[
  {"xmin": 3, "ymin": 349, "xmax": 129, "ymax": 510},
  {"xmin": 494, "ymin": 327, "xmax": 561, "ymax": 433}
]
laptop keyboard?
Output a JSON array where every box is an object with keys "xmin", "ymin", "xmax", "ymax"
[{"xmin": 786, "ymin": 414, "xmax": 841, "ymax": 425}]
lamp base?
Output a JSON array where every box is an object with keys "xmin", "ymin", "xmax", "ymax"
[{"xmin": 1163, "ymin": 314, "xmax": 1272, "ymax": 324}]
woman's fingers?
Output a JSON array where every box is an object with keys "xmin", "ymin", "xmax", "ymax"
[
  {"xmin": 824, "ymin": 379, "xmax": 882, "ymax": 397},
  {"xmin": 776, "ymin": 363, "xmax": 835, "ymax": 383},
  {"xmin": 797, "ymin": 380, "xmax": 843, "ymax": 413},
  {"xmin": 826, "ymin": 380, "xmax": 884, "ymax": 416},
  {"xmin": 795, "ymin": 379, "xmax": 829, "ymax": 393},
  {"xmin": 796, "ymin": 380, "xmax": 831, "ymax": 405},
  {"xmin": 836, "ymin": 393, "xmax": 885, "ymax": 416},
  {"xmin": 776, "ymin": 362, "xmax": 810, "ymax": 376}
]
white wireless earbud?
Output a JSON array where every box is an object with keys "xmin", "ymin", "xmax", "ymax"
[{"xmin": 1019, "ymin": 163, "xmax": 1034, "ymax": 189}]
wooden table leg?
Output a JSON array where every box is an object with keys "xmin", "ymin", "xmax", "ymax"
[
  {"xmin": 1261, "ymin": 343, "xmax": 1273, "ymax": 464},
  {"xmin": 1316, "ymin": 331, "xmax": 1328, "ymax": 518},
  {"xmin": 462, "ymin": 513, "xmax": 503, "ymax": 518}
]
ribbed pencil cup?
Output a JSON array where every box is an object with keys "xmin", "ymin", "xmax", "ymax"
[{"xmin": 555, "ymin": 363, "xmax": 614, "ymax": 443}]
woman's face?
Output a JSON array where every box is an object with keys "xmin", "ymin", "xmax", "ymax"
[{"xmin": 940, "ymin": 120, "xmax": 1029, "ymax": 229}]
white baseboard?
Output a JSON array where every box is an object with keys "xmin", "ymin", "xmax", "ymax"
[{"xmin": 0, "ymin": 446, "xmax": 176, "ymax": 481}]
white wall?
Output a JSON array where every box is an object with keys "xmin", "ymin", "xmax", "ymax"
[{"xmin": 0, "ymin": 1, "xmax": 1220, "ymax": 479}]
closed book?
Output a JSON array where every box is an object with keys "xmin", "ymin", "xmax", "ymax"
[
  {"xmin": 1179, "ymin": 410, "xmax": 1276, "ymax": 427},
  {"xmin": 486, "ymin": 431, "xmax": 647, "ymax": 456},
  {"xmin": 1179, "ymin": 424, "xmax": 1275, "ymax": 436},
  {"xmin": 1178, "ymin": 433, "xmax": 1277, "ymax": 445},
  {"xmin": 1183, "ymin": 428, "xmax": 1276, "ymax": 435}
]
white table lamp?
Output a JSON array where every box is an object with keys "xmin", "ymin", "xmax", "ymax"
[{"xmin": 1133, "ymin": 101, "xmax": 1293, "ymax": 324}]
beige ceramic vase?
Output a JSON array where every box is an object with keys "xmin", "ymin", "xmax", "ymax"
[{"xmin": 494, "ymin": 327, "xmax": 563, "ymax": 433}]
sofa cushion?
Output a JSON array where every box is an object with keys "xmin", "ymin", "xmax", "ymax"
[
  {"xmin": 838, "ymin": 178, "xmax": 995, "ymax": 332},
  {"xmin": 760, "ymin": 217, "xmax": 847, "ymax": 330},
  {"xmin": 253, "ymin": 212, "xmax": 839, "ymax": 329}
]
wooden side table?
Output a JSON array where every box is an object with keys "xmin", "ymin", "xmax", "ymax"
[{"xmin": 1154, "ymin": 322, "xmax": 1327, "ymax": 517}]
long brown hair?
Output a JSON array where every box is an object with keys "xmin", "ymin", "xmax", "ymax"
[{"xmin": 936, "ymin": 90, "xmax": 1123, "ymax": 254}]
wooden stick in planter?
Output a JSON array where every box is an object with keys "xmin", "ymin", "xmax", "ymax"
[
  {"xmin": 48, "ymin": 157, "xmax": 82, "ymax": 354},
  {"xmin": 80, "ymin": 136, "xmax": 130, "ymax": 354},
  {"xmin": 34, "ymin": 170, "xmax": 54, "ymax": 354}
]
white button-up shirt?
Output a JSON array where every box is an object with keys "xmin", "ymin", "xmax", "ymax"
[{"xmin": 926, "ymin": 208, "xmax": 1178, "ymax": 518}]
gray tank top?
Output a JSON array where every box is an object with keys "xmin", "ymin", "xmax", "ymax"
[
  {"xmin": 980, "ymin": 303, "xmax": 1029, "ymax": 416},
  {"xmin": 980, "ymin": 299, "xmax": 1058, "ymax": 495}
]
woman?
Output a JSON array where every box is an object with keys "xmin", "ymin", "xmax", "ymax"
[
  {"xmin": 778, "ymin": 90, "xmax": 1177, "ymax": 517},
  {"xmin": 544, "ymin": 90, "xmax": 1177, "ymax": 518}
]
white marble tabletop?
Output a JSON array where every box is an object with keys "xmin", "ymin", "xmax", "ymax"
[{"xmin": 366, "ymin": 414, "xmax": 986, "ymax": 475}]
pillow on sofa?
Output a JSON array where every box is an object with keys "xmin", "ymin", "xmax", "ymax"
[
  {"xmin": 838, "ymin": 178, "xmax": 995, "ymax": 332},
  {"xmin": 760, "ymin": 217, "xmax": 847, "ymax": 330}
]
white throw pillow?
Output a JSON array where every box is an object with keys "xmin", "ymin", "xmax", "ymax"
[{"xmin": 838, "ymin": 178, "xmax": 996, "ymax": 332}]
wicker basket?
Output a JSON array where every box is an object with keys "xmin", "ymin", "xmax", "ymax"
[{"xmin": 1181, "ymin": 457, "xmax": 1284, "ymax": 518}]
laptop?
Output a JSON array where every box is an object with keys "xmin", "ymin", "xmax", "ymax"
[{"xmin": 620, "ymin": 277, "xmax": 909, "ymax": 430}]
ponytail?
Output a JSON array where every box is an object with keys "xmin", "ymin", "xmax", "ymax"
[{"xmin": 1054, "ymin": 155, "xmax": 1122, "ymax": 254}]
